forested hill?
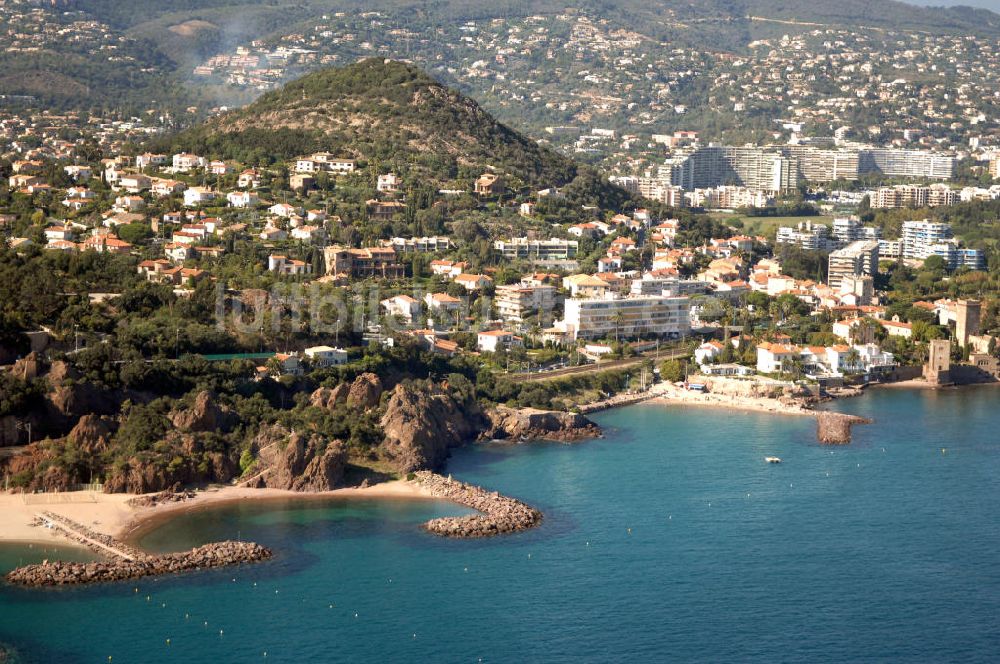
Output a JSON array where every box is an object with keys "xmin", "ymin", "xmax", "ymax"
[{"xmin": 154, "ymin": 59, "xmax": 628, "ymax": 201}]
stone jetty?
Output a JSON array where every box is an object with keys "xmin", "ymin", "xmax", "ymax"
[
  {"xmin": 412, "ymin": 471, "xmax": 542, "ymax": 538},
  {"xmin": 5, "ymin": 512, "xmax": 271, "ymax": 587},
  {"xmin": 6, "ymin": 541, "xmax": 272, "ymax": 587}
]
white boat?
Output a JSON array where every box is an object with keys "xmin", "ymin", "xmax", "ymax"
[{"xmin": 765, "ymin": 456, "xmax": 782, "ymax": 464}]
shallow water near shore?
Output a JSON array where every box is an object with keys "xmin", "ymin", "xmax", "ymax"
[{"xmin": 1, "ymin": 387, "xmax": 999, "ymax": 662}]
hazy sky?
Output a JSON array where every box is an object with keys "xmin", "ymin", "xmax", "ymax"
[{"xmin": 906, "ymin": 0, "xmax": 1000, "ymax": 10}]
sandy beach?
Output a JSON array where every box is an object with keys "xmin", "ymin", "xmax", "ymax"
[
  {"xmin": 651, "ymin": 382, "xmax": 814, "ymax": 415},
  {"xmin": 0, "ymin": 480, "xmax": 435, "ymax": 551},
  {"xmin": 588, "ymin": 381, "xmax": 816, "ymax": 417}
]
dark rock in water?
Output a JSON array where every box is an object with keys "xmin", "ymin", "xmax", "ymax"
[
  {"xmin": 816, "ymin": 411, "xmax": 872, "ymax": 444},
  {"xmin": 0, "ymin": 642, "xmax": 18, "ymax": 664},
  {"xmin": 483, "ymin": 405, "xmax": 600, "ymax": 442}
]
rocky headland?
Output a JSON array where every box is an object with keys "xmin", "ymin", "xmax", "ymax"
[{"xmin": 413, "ymin": 471, "xmax": 542, "ymax": 538}]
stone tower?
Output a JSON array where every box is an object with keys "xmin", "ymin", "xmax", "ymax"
[
  {"xmin": 924, "ymin": 339, "xmax": 952, "ymax": 385},
  {"xmin": 956, "ymin": 299, "xmax": 981, "ymax": 348}
]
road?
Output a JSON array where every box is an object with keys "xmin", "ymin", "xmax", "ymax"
[{"xmin": 507, "ymin": 346, "xmax": 694, "ymax": 383}]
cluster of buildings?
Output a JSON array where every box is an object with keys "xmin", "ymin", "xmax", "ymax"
[{"xmin": 776, "ymin": 218, "xmax": 985, "ymax": 272}]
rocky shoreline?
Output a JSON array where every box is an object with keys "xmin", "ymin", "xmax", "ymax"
[
  {"xmin": 412, "ymin": 471, "xmax": 542, "ymax": 538},
  {"xmin": 5, "ymin": 540, "xmax": 272, "ymax": 587}
]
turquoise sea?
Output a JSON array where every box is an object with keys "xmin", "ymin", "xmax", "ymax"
[{"xmin": 1, "ymin": 386, "xmax": 999, "ymax": 663}]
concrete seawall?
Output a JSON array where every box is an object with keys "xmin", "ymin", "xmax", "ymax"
[{"xmin": 413, "ymin": 471, "xmax": 542, "ymax": 538}]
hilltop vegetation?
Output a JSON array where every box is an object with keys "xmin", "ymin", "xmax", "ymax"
[{"xmin": 155, "ymin": 59, "xmax": 626, "ymax": 201}]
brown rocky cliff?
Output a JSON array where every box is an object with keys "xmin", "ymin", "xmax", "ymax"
[
  {"xmin": 310, "ymin": 373, "xmax": 383, "ymax": 412},
  {"xmin": 249, "ymin": 425, "xmax": 347, "ymax": 491},
  {"xmin": 347, "ymin": 373, "xmax": 383, "ymax": 409},
  {"xmin": 66, "ymin": 414, "xmax": 117, "ymax": 455},
  {"xmin": 379, "ymin": 383, "xmax": 486, "ymax": 473},
  {"xmin": 310, "ymin": 383, "xmax": 350, "ymax": 409},
  {"xmin": 170, "ymin": 391, "xmax": 236, "ymax": 433}
]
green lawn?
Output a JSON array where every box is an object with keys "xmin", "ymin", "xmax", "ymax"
[{"xmin": 708, "ymin": 213, "xmax": 836, "ymax": 240}]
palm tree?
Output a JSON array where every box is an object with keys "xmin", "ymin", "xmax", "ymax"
[
  {"xmin": 844, "ymin": 348, "xmax": 862, "ymax": 374},
  {"xmin": 612, "ymin": 311, "xmax": 625, "ymax": 346}
]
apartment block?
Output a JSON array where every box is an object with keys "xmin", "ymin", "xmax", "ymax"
[
  {"xmin": 560, "ymin": 295, "xmax": 690, "ymax": 341},
  {"xmin": 827, "ymin": 240, "xmax": 879, "ymax": 290}
]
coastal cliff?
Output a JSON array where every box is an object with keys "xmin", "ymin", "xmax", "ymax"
[
  {"xmin": 379, "ymin": 382, "xmax": 486, "ymax": 472},
  {"xmin": 378, "ymin": 380, "xmax": 601, "ymax": 473},
  {"xmin": 247, "ymin": 425, "xmax": 348, "ymax": 491}
]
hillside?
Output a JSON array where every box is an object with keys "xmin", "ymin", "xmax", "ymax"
[{"xmin": 157, "ymin": 58, "xmax": 602, "ymax": 191}]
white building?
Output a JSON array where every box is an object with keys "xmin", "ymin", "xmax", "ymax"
[
  {"xmin": 559, "ymin": 295, "xmax": 690, "ymax": 341},
  {"xmin": 381, "ymin": 295, "xmax": 422, "ymax": 324},
  {"xmin": 477, "ymin": 330, "xmax": 521, "ymax": 353},
  {"xmin": 183, "ymin": 187, "xmax": 217, "ymax": 207},
  {"xmin": 304, "ymin": 346, "xmax": 348, "ymax": 367}
]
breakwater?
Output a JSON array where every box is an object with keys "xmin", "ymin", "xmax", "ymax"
[
  {"xmin": 412, "ymin": 471, "xmax": 542, "ymax": 537},
  {"xmin": 5, "ymin": 512, "xmax": 271, "ymax": 587},
  {"xmin": 6, "ymin": 541, "xmax": 272, "ymax": 587}
]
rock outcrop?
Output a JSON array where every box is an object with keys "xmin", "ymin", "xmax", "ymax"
[
  {"xmin": 309, "ymin": 383, "xmax": 350, "ymax": 410},
  {"xmin": 309, "ymin": 373, "xmax": 383, "ymax": 412},
  {"xmin": 483, "ymin": 406, "xmax": 600, "ymax": 442},
  {"xmin": 126, "ymin": 484, "xmax": 196, "ymax": 508},
  {"xmin": 347, "ymin": 372, "xmax": 383, "ymax": 409},
  {"xmin": 816, "ymin": 411, "xmax": 872, "ymax": 444},
  {"xmin": 170, "ymin": 391, "xmax": 236, "ymax": 433},
  {"xmin": 379, "ymin": 383, "xmax": 485, "ymax": 472},
  {"xmin": 249, "ymin": 426, "xmax": 347, "ymax": 491},
  {"xmin": 414, "ymin": 471, "xmax": 542, "ymax": 537},
  {"xmin": 66, "ymin": 414, "xmax": 117, "ymax": 454},
  {"xmin": 103, "ymin": 433, "xmax": 237, "ymax": 494},
  {"xmin": 6, "ymin": 541, "xmax": 272, "ymax": 587}
]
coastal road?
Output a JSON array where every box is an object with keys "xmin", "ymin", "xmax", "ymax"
[{"xmin": 506, "ymin": 347, "xmax": 693, "ymax": 383}]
